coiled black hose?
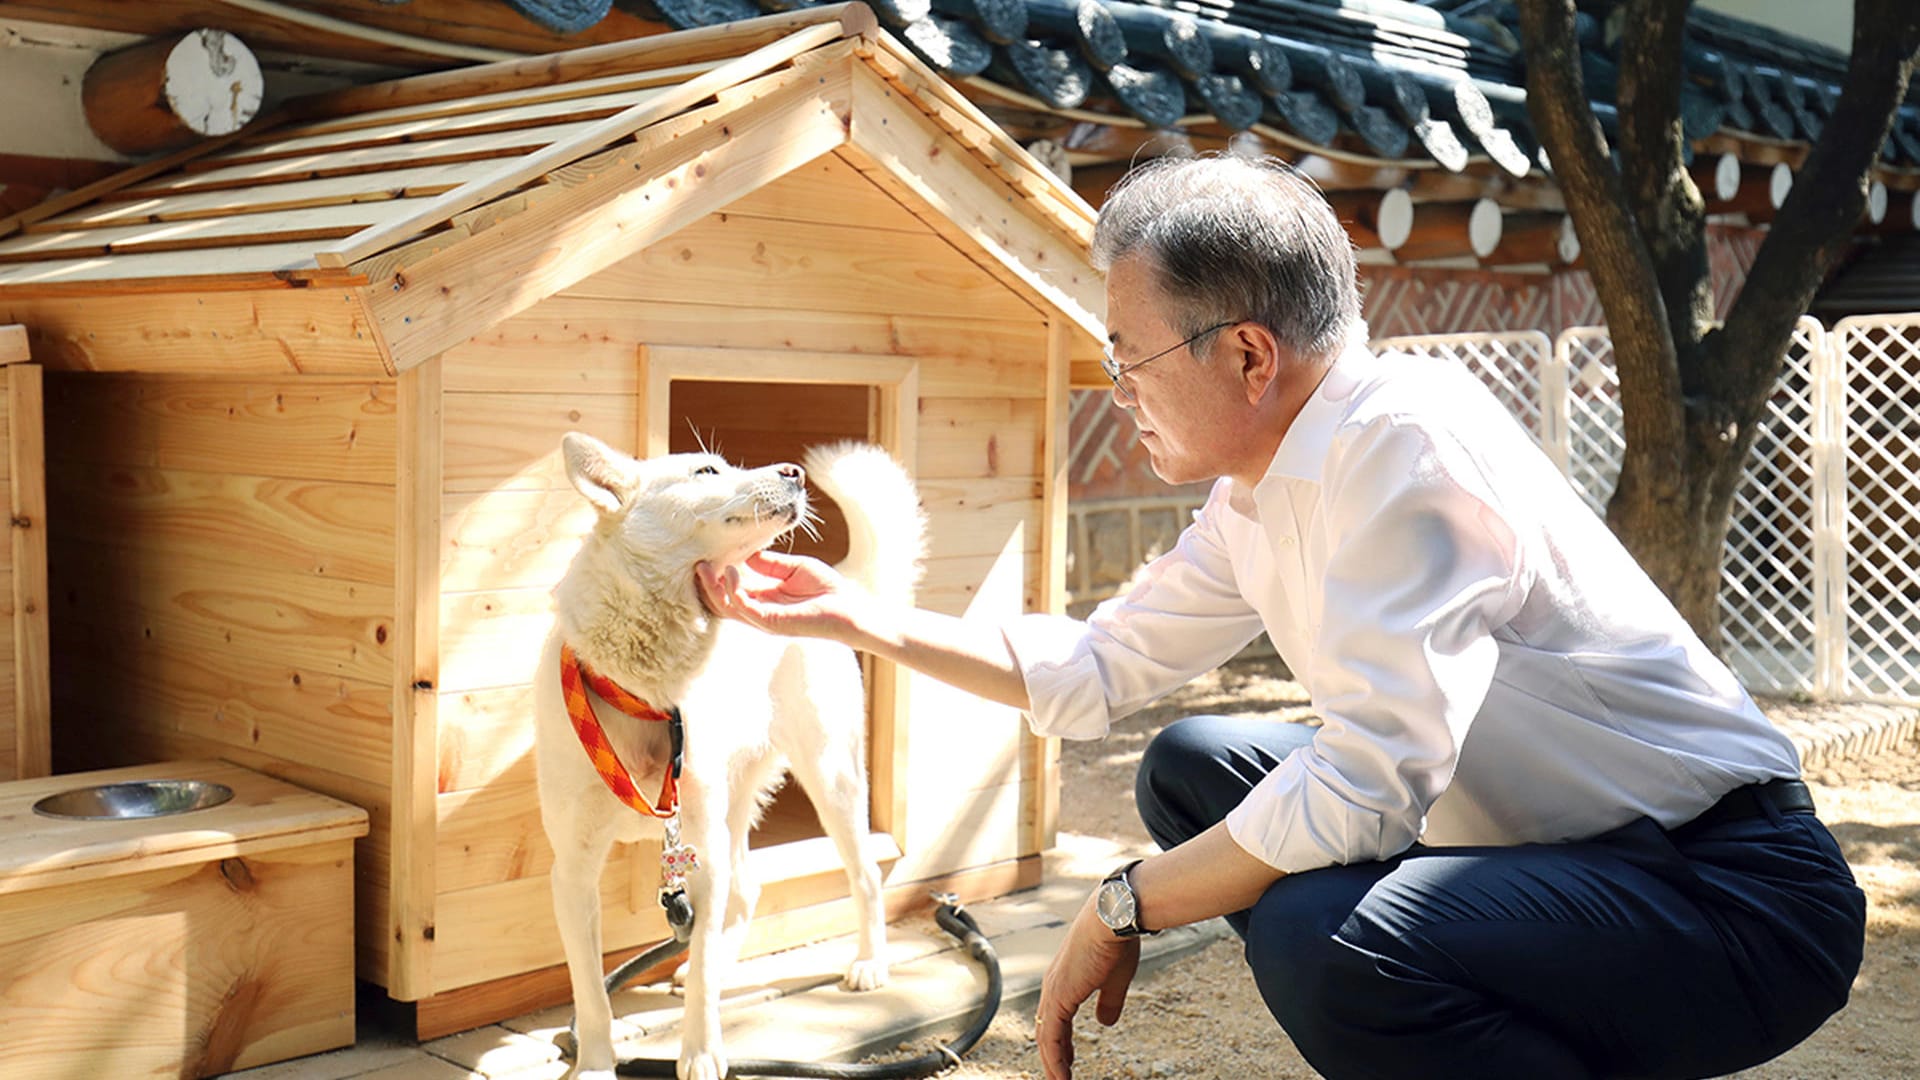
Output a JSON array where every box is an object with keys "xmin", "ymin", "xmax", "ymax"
[{"xmin": 606, "ymin": 901, "xmax": 1002, "ymax": 1078}]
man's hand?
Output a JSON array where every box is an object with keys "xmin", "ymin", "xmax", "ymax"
[
  {"xmin": 696, "ymin": 550, "xmax": 871, "ymax": 642},
  {"xmin": 1036, "ymin": 891, "xmax": 1142, "ymax": 1079}
]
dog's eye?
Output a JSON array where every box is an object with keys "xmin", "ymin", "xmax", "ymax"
[{"xmin": 692, "ymin": 465, "xmax": 720, "ymax": 476}]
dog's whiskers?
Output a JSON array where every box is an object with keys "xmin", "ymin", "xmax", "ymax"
[{"xmin": 796, "ymin": 507, "xmax": 823, "ymax": 544}]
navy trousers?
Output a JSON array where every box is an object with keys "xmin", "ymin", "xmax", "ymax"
[{"xmin": 1135, "ymin": 715, "xmax": 1867, "ymax": 1080}]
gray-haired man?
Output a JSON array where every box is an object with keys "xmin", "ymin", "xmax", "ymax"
[{"xmin": 699, "ymin": 154, "xmax": 1863, "ymax": 1080}]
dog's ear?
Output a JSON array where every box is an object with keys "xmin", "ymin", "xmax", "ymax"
[{"xmin": 561, "ymin": 432, "xmax": 633, "ymax": 516}]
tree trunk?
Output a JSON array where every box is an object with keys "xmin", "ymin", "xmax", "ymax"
[{"xmin": 1519, "ymin": 0, "xmax": 1920, "ymax": 650}]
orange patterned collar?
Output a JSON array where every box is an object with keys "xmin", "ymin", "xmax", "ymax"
[{"xmin": 559, "ymin": 643, "xmax": 681, "ymax": 818}]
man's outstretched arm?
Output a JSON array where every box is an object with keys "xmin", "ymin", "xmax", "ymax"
[{"xmin": 696, "ymin": 550, "xmax": 1032, "ymax": 711}]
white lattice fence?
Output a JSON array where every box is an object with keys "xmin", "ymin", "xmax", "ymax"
[
  {"xmin": 1832, "ymin": 316, "xmax": 1920, "ymax": 701},
  {"xmin": 1721, "ymin": 318, "xmax": 1827, "ymax": 697},
  {"xmin": 1376, "ymin": 318, "xmax": 1918, "ymax": 704},
  {"xmin": 1554, "ymin": 326, "xmax": 1624, "ymax": 519},
  {"xmin": 1542, "ymin": 321, "xmax": 1836, "ymax": 697}
]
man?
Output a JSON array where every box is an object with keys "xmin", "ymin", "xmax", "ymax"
[{"xmin": 696, "ymin": 155, "xmax": 1865, "ymax": 1080}]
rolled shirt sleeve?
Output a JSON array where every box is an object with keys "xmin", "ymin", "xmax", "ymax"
[
  {"xmin": 1224, "ymin": 416, "xmax": 1526, "ymax": 872},
  {"xmin": 1003, "ymin": 481, "xmax": 1267, "ymax": 740}
]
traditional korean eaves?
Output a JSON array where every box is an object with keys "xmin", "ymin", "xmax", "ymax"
[
  {"xmin": 590, "ymin": 0, "xmax": 1918, "ymax": 188},
  {"xmin": 0, "ymin": 4, "xmax": 1105, "ymax": 376}
]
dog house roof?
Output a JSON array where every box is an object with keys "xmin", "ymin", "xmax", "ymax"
[{"xmin": 0, "ymin": 3, "xmax": 1103, "ymax": 377}]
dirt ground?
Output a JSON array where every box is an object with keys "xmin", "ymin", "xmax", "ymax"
[{"xmin": 904, "ymin": 655, "xmax": 1920, "ymax": 1080}]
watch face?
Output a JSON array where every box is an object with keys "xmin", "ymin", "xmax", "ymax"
[{"xmin": 1096, "ymin": 878, "xmax": 1137, "ymax": 930}]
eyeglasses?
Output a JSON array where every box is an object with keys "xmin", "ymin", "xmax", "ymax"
[{"xmin": 1101, "ymin": 321, "xmax": 1238, "ymax": 402}]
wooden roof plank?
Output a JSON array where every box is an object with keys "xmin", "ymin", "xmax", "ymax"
[
  {"xmin": 0, "ymin": 200, "xmax": 442, "ymax": 263},
  {"xmin": 38, "ymin": 164, "xmax": 490, "ymax": 230},
  {"xmin": 194, "ymin": 87, "xmax": 680, "ymax": 172},
  {"xmin": 0, "ymin": 242, "xmax": 323, "ymax": 288},
  {"xmin": 315, "ymin": 23, "xmax": 853, "ymax": 269},
  {"xmin": 233, "ymin": 62, "xmax": 728, "ymax": 144},
  {"xmin": 362, "ymin": 59, "xmax": 854, "ymax": 369},
  {"xmin": 0, "ymin": 113, "xmax": 289, "ymax": 242},
  {"xmin": 116, "ymin": 119, "xmax": 608, "ymax": 199}
]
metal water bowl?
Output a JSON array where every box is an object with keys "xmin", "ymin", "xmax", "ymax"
[{"xmin": 32, "ymin": 779, "xmax": 235, "ymax": 820}]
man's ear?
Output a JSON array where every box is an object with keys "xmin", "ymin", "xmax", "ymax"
[
  {"xmin": 561, "ymin": 431, "xmax": 633, "ymax": 516},
  {"xmin": 1231, "ymin": 323, "xmax": 1284, "ymax": 406}
]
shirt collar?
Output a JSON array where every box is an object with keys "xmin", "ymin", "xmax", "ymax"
[{"xmin": 1226, "ymin": 338, "xmax": 1373, "ymax": 513}]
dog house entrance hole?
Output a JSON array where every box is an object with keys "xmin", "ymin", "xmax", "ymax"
[{"xmin": 669, "ymin": 378, "xmax": 875, "ymax": 852}]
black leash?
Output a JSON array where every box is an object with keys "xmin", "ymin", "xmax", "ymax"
[{"xmin": 594, "ymin": 898, "xmax": 1002, "ymax": 1079}]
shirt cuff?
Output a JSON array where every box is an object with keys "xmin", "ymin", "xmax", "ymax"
[
  {"xmin": 1222, "ymin": 752, "xmax": 1391, "ymax": 873},
  {"xmin": 1001, "ymin": 613, "xmax": 1113, "ymax": 741}
]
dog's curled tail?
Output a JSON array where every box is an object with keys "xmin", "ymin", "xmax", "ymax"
[{"xmin": 802, "ymin": 441, "xmax": 926, "ymax": 606}]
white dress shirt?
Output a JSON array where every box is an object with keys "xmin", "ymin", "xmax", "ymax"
[{"xmin": 1005, "ymin": 342, "xmax": 1801, "ymax": 874}]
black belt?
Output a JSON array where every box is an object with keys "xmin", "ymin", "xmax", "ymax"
[{"xmin": 1672, "ymin": 778, "xmax": 1816, "ymax": 839}]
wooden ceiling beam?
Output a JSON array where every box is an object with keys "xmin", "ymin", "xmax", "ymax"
[
  {"xmin": 1482, "ymin": 211, "xmax": 1577, "ymax": 268},
  {"xmin": 1388, "ymin": 196, "xmax": 1502, "ymax": 263},
  {"xmin": 1707, "ymin": 162, "xmax": 1793, "ymax": 223}
]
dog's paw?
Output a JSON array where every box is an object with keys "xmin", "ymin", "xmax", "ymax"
[
  {"xmin": 678, "ymin": 1049, "xmax": 728, "ymax": 1080},
  {"xmin": 571, "ymin": 1069, "xmax": 617, "ymax": 1080},
  {"xmin": 669, "ymin": 959, "xmax": 690, "ymax": 994},
  {"xmin": 842, "ymin": 957, "xmax": 890, "ymax": 991}
]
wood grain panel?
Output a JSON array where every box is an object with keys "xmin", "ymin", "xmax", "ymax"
[
  {"xmin": 438, "ymin": 587, "xmax": 554, "ymax": 694},
  {"xmin": 721, "ymin": 152, "xmax": 929, "ymax": 233},
  {"xmin": 390, "ymin": 356, "xmax": 444, "ymax": 999},
  {"xmin": 470, "ymin": 295, "xmax": 1047, "ymax": 389},
  {"xmin": 893, "ymin": 774, "xmax": 1029, "ymax": 883},
  {"xmin": 5, "ymin": 292, "xmax": 390, "ymax": 377},
  {"xmin": 42, "ymin": 375, "xmax": 398, "ymax": 483},
  {"xmin": 442, "ymin": 390, "xmax": 634, "ymax": 493},
  {"xmin": 915, "ymin": 397, "xmax": 1044, "ymax": 479},
  {"xmin": 6, "ymin": 362, "xmax": 47, "ymax": 780},
  {"xmin": 49, "ymin": 616, "xmax": 391, "ymax": 785},
  {"xmin": 917, "ymin": 552, "xmax": 1037, "ymax": 619},
  {"xmin": 442, "ymin": 488, "xmax": 593, "ymax": 594},
  {"xmin": 431, "ymin": 871, "xmax": 669, "ymax": 994},
  {"xmin": 923, "ymin": 489, "xmax": 1039, "ymax": 561},
  {"xmin": 569, "ymin": 213, "xmax": 1039, "ymax": 323},
  {"xmin": 48, "ymin": 461, "xmax": 395, "ymax": 585},
  {"xmin": 43, "ymin": 714, "xmax": 395, "ymax": 983},
  {"xmin": 438, "ymin": 683, "xmax": 536, "ymax": 793},
  {"xmin": 55, "ymin": 540, "xmax": 395, "ymax": 684},
  {"xmin": 0, "ymin": 843, "xmax": 359, "ymax": 1077},
  {"xmin": 439, "ymin": 336, "xmax": 638, "ymax": 396},
  {"xmin": 435, "ymin": 780, "xmax": 548, "ymax": 893}
]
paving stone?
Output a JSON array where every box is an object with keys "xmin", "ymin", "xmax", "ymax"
[
  {"xmin": 422, "ymin": 1026, "xmax": 562, "ymax": 1076},
  {"xmin": 220, "ymin": 1032, "xmax": 423, "ymax": 1080},
  {"xmin": 344, "ymin": 1056, "xmax": 476, "ymax": 1080}
]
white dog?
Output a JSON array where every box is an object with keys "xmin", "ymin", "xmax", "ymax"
[{"xmin": 534, "ymin": 432, "xmax": 925, "ymax": 1080}]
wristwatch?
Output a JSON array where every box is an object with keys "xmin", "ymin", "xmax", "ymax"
[{"xmin": 1095, "ymin": 859, "xmax": 1155, "ymax": 938}]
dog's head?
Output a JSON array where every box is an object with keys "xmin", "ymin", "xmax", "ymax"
[{"xmin": 560, "ymin": 432, "xmax": 812, "ymax": 579}]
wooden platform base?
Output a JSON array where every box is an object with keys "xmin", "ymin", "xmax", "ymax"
[{"xmin": 412, "ymin": 853, "xmax": 1043, "ymax": 1039}]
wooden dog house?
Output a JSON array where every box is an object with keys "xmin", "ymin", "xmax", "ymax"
[{"xmin": 0, "ymin": 4, "xmax": 1104, "ymax": 1035}]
